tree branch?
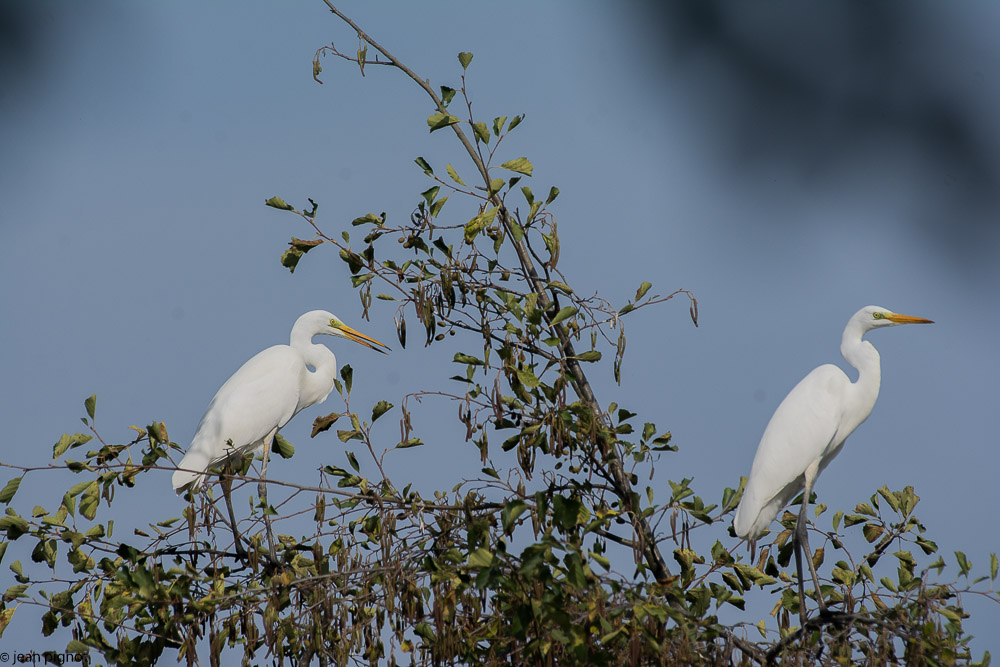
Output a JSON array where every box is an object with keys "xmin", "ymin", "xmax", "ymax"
[{"xmin": 320, "ymin": 0, "xmax": 674, "ymax": 583}]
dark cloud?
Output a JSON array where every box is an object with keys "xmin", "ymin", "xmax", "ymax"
[{"xmin": 628, "ymin": 1, "xmax": 999, "ymax": 255}]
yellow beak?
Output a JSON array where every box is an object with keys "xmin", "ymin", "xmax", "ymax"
[
  {"xmin": 337, "ymin": 323, "xmax": 391, "ymax": 354},
  {"xmin": 886, "ymin": 312, "xmax": 934, "ymax": 325}
]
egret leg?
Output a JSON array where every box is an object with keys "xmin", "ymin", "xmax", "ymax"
[
  {"xmin": 795, "ymin": 460, "xmax": 827, "ymax": 628},
  {"xmin": 259, "ymin": 433, "xmax": 278, "ymax": 565},
  {"xmin": 220, "ymin": 465, "xmax": 247, "ymax": 560}
]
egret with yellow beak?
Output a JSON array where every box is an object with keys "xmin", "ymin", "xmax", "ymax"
[
  {"xmin": 733, "ymin": 305, "xmax": 933, "ymax": 626},
  {"xmin": 172, "ymin": 310, "xmax": 389, "ymax": 561}
]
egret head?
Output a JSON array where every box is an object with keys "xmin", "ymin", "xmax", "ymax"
[
  {"xmin": 857, "ymin": 305, "xmax": 934, "ymax": 333},
  {"xmin": 296, "ymin": 310, "xmax": 391, "ymax": 354}
]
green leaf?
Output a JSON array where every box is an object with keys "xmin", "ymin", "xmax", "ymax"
[
  {"xmin": 84, "ymin": 394, "xmax": 97, "ymax": 420},
  {"xmin": 464, "ymin": 207, "xmax": 498, "ymax": 243},
  {"xmin": 0, "ymin": 478, "xmax": 21, "ymax": 505},
  {"xmin": 588, "ymin": 551, "xmax": 611, "ymax": 570},
  {"xmin": 148, "ymin": 421, "xmax": 168, "ymax": 445},
  {"xmin": 414, "ymin": 156, "xmax": 434, "ymax": 175},
  {"xmin": 3, "ymin": 584, "xmax": 28, "ymax": 603},
  {"xmin": 281, "ymin": 248, "xmax": 303, "ymax": 272},
  {"xmin": 468, "ymin": 547, "xmax": 493, "ymax": 568},
  {"xmin": 439, "ymin": 86, "xmax": 456, "ymax": 106},
  {"xmin": 509, "ymin": 220, "xmax": 524, "ymax": 242},
  {"xmin": 350, "ymin": 273, "xmax": 374, "ymax": 288},
  {"xmin": 67, "ymin": 480, "xmax": 93, "ymax": 499},
  {"xmin": 396, "ymin": 438, "xmax": 424, "ymax": 449},
  {"xmin": 955, "ymin": 551, "xmax": 971, "ymax": 576},
  {"xmin": 473, "ymin": 121, "xmax": 490, "ymax": 144},
  {"xmin": 990, "ymin": 552, "xmax": 997, "ymax": 581},
  {"xmin": 265, "ymin": 196, "xmax": 294, "ymax": 211},
  {"xmin": 520, "ymin": 186, "xmax": 534, "ymax": 207},
  {"xmin": 340, "ymin": 364, "xmax": 353, "ymax": 395},
  {"xmin": 547, "ymin": 281, "xmax": 573, "ymax": 295},
  {"xmin": 549, "ymin": 306, "xmax": 578, "ymax": 327},
  {"xmin": 635, "ymin": 281, "xmax": 653, "ymax": 301},
  {"xmin": 0, "ymin": 605, "xmax": 14, "ymax": 637},
  {"xmin": 499, "ymin": 157, "xmax": 533, "ymax": 176},
  {"xmin": 515, "ymin": 368, "xmax": 540, "ymax": 388},
  {"xmin": 79, "ymin": 482, "xmax": 100, "ymax": 521},
  {"xmin": 458, "ymin": 52, "xmax": 474, "ymax": 69},
  {"xmin": 501, "ymin": 500, "xmax": 528, "ymax": 534},
  {"xmin": 427, "ymin": 112, "xmax": 461, "ymax": 132},
  {"xmin": 855, "ymin": 502, "xmax": 876, "ymax": 516},
  {"xmin": 337, "ymin": 430, "xmax": 362, "ymax": 443},
  {"xmin": 52, "ymin": 433, "xmax": 93, "ymax": 460},
  {"xmin": 65, "ymin": 460, "xmax": 89, "ymax": 473},
  {"xmin": 574, "ymin": 350, "xmax": 602, "ymax": 362},
  {"xmin": 356, "ymin": 41, "xmax": 368, "ymax": 76},
  {"xmin": 453, "ymin": 353, "xmax": 483, "ymax": 366},
  {"xmin": 939, "ymin": 607, "xmax": 964, "ymax": 623},
  {"xmin": 371, "ymin": 401, "xmax": 393, "ymax": 422},
  {"xmin": 915, "ymin": 535, "xmax": 938, "ymax": 555},
  {"xmin": 641, "ymin": 422, "xmax": 657, "ymax": 442},
  {"xmin": 733, "ymin": 563, "xmax": 777, "ymax": 587},
  {"xmin": 862, "ymin": 523, "xmax": 883, "ymax": 543},
  {"xmin": 446, "ymin": 164, "xmax": 466, "ymax": 186},
  {"xmin": 281, "ymin": 237, "xmax": 324, "ymax": 274},
  {"xmin": 493, "ymin": 115, "xmax": 508, "ymax": 136},
  {"xmin": 31, "ymin": 539, "xmax": 56, "ymax": 569},
  {"xmin": 303, "ymin": 198, "xmax": 319, "ymax": 218},
  {"xmin": 421, "ymin": 186, "xmax": 440, "ymax": 206},
  {"xmin": 352, "ymin": 212, "xmax": 383, "ymax": 226},
  {"xmin": 877, "ymin": 485, "xmax": 901, "ymax": 513},
  {"xmin": 429, "ymin": 196, "xmax": 449, "ymax": 218},
  {"xmin": 272, "ymin": 434, "xmax": 294, "ymax": 459},
  {"xmin": 508, "ymin": 114, "xmax": 524, "ymax": 132},
  {"xmin": 545, "ymin": 186, "xmax": 559, "ymax": 204},
  {"xmin": 487, "ymin": 178, "xmax": 505, "ymax": 198},
  {"xmin": 831, "ymin": 566, "xmax": 855, "ymax": 585},
  {"xmin": 414, "ymin": 621, "xmax": 436, "ymax": 642}
]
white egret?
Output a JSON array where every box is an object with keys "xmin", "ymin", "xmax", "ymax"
[
  {"xmin": 172, "ymin": 310, "xmax": 389, "ymax": 560},
  {"xmin": 733, "ymin": 305, "xmax": 932, "ymax": 626}
]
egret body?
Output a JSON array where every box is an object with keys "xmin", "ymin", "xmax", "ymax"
[
  {"xmin": 172, "ymin": 310, "xmax": 389, "ymax": 558},
  {"xmin": 733, "ymin": 305, "xmax": 932, "ymax": 625}
]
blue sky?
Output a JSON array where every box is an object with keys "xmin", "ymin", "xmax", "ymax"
[{"xmin": 2, "ymin": 2, "xmax": 998, "ymax": 658}]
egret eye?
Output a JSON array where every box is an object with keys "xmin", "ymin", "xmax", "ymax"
[{"xmin": 873, "ymin": 312, "xmax": 884, "ymax": 320}]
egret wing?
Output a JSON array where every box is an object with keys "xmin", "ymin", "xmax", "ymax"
[
  {"xmin": 172, "ymin": 345, "xmax": 304, "ymax": 490},
  {"xmin": 734, "ymin": 364, "xmax": 849, "ymax": 538}
]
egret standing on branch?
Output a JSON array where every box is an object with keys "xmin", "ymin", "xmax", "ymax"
[
  {"xmin": 172, "ymin": 310, "xmax": 390, "ymax": 561},
  {"xmin": 733, "ymin": 305, "xmax": 933, "ymax": 627}
]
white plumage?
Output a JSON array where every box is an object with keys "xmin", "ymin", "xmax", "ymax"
[
  {"xmin": 172, "ymin": 310, "xmax": 388, "ymax": 492},
  {"xmin": 734, "ymin": 305, "xmax": 932, "ymax": 539},
  {"xmin": 732, "ymin": 305, "xmax": 932, "ymax": 625}
]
